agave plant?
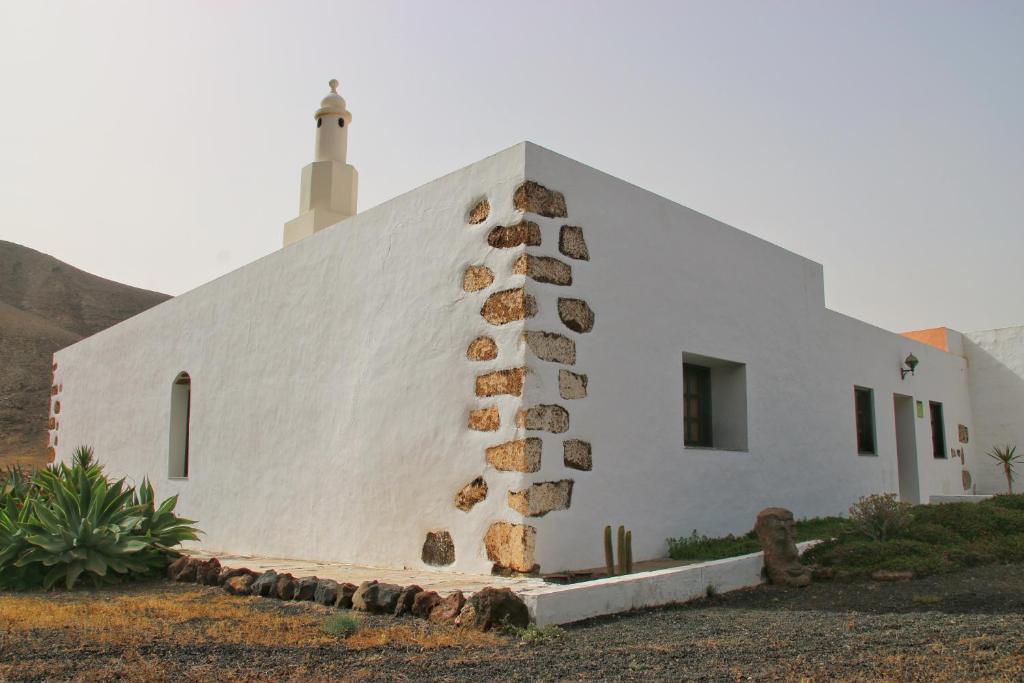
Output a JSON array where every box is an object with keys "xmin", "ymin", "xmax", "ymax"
[
  {"xmin": 987, "ymin": 444, "xmax": 1023, "ymax": 494},
  {"xmin": 131, "ymin": 478, "xmax": 200, "ymax": 572},
  {"xmin": 0, "ymin": 445, "xmax": 201, "ymax": 590}
]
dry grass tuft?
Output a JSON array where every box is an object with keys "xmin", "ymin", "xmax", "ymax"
[{"xmin": 345, "ymin": 622, "xmax": 498, "ymax": 650}]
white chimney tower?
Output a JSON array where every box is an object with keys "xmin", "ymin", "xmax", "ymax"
[{"xmin": 283, "ymin": 79, "xmax": 358, "ymax": 246}]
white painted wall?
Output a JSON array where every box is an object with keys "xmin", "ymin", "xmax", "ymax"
[
  {"xmin": 520, "ymin": 144, "xmax": 978, "ymax": 572},
  {"xmin": 963, "ymin": 326, "xmax": 1024, "ymax": 494},
  {"xmin": 54, "ymin": 144, "xmax": 536, "ymax": 574}
]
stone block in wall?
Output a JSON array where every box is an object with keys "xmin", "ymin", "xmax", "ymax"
[
  {"xmin": 524, "ymin": 331, "xmax": 575, "ymax": 364},
  {"xmin": 513, "ymin": 181, "xmax": 567, "ymax": 218},
  {"xmin": 455, "ymin": 477, "xmax": 488, "ymax": 511},
  {"xmin": 559, "ymin": 225, "xmax": 590, "ymax": 261},
  {"xmin": 486, "ymin": 438, "xmax": 542, "ymax": 472},
  {"xmin": 558, "ymin": 369, "xmax": 587, "ymax": 399},
  {"xmin": 517, "ymin": 404, "xmax": 569, "ymax": 433},
  {"xmin": 475, "ymin": 367, "xmax": 526, "ymax": 397},
  {"xmin": 481, "ymin": 288, "xmax": 537, "ymax": 326},
  {"xmin": 508, "ymin": 479, "xmax": 574, "ymax": 517},
  {"xmin": 52, "ymin": 400, "xmax": 60, "ymax": 415},
  {"xmin": 563, "ymin": 439, "xmax": 593, "ymax": 471},
  {"xmin": 468, "ymin": 198, "xmax": 490, "ymax": 224},
  {"xmin": 512, "ymin": 254, "xmax": 572, "ymax": 286},
  {"xmin": 468, "ymin": 406, "xmax": 500, "ymax": 431},
  {"xmin": 487, "ymin": 221, "xmax": 541, "ymax": 249},
  {"xmin": 557, "ymin": 298, "xmax": 595, "ymax": 333},
  {"xmin": 484, "ymin": 522, "xmax": 538, "ymax": 573},
  {"xmin": 467, "ymin": 336, "xmax": 498, "ymax": 361},
  {"xmin": 463, "ymin": 265, "xmax": 494, "ymax": 292},
  {"xmin": 422, "ymin": 530, "xmax": 456, "ymax": 566}
]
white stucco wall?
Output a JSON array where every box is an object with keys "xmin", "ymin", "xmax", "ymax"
[
  {"xmin": 53, "ymin": 141, "xmax": 993, "ymax": 575},
  {"xmin": 53, "ymin": 144, "xmax": 537, "ymax": 574},
  {"xmin": 519, "ymin": 144, "xmax": 978, "ymax": 572},
  {"xmin": 963, "ymin": 326, "xmax": 1024, "ymax": 493}
]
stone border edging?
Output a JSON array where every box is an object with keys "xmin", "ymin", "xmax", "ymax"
[{"xmin": 164, "ymin": 555, "xmax": 530, "ymax": 632}]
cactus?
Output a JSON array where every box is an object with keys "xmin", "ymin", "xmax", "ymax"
[
  {"xmin": 617, "ymin": 525, "xmax": 626, "ymax": 576},
  {"xmin": 603, "ymin": 524, "xmax": 635, "ymax": 576},
  {"xmin": 604, "ymin": 525, "xmax": 614, "ymax": 577}
]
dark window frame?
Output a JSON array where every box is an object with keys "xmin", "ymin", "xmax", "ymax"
[
  {"xmin": 930, "ymin": 401, "xmax": 946, "ymax": 458},
  {"xmin": 683, "ymin": 363, "xmax": 713, "ymax": 448},
  {"xmin": 854, "ymin": 386, "xmax": 877, "ymax": 455}
]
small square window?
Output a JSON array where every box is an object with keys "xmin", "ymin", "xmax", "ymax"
[
  {"xmin": 682, "ymin": 353, "xmax": 747, "ymax": 451},
  {"xmin": 854, "ymin": 386, "xmax": 876, "ymax": 455}
]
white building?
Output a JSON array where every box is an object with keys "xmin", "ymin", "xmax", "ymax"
[{"xmin": 48, "ymin": 83, "xmax": 1024, "ymax": 575}]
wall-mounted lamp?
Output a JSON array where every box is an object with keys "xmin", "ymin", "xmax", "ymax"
[{"xmin": 900, "ymin": 353, "xmax": 919, "ymax": 380}]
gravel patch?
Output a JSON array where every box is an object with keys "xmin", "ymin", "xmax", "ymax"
[{"xmin": 2, "ymin": 565, "xmax": 1024, "ymax": 681}]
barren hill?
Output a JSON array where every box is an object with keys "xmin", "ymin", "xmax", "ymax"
[{"xmin": 0, "ymin": 241, "xmax": 169, "ymax": 469}]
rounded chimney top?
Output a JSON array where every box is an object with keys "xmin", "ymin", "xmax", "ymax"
[{"xmin": 316, "ymin": 78, "xmax": 351, "ymax": 122}]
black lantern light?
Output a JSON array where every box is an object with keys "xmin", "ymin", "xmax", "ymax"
[{"xmin": 900, "ymin": 353, "xmax": 919, "ymax": 380}]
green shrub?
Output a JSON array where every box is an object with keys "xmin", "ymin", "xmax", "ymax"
[
  {"xmin": 667, "ymin": 516, "xmax": 851, "ymax": 562},
  {"xmin": 504, "ymin": 623, "xmax": 565, "ymax": 644},
  {"xmin": 323, "ymin": 613, "xmax": 360, "ymax": 638},
  {"xmin": 793, "ymin": 516, "xmax": 850, "ymax": 542},
  {"xmin": 911, "ymin": 501, "xmax": 1024, "ymax": 540},
  {"xmin": 982, "ymin": 494, "xmax": 1024, "ymax": 512},
  {"xmin": 805, "ymin": 538, "xmax": 948, "ymax": 576},
  {"xmin": 0, "ymin": 446, "xmax": 200, "ymax": 590},
  {"xmin": 848, "ymin": 493, "xmax": 911, "ymax": 542},
  {"xmin": 666, "ymin": 531, "xmax": 759, "ymax": 561}
]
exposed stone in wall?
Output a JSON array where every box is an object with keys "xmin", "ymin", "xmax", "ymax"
[
  {"xmin": 517, "ymin": 404, "xmax": 569, "ymax": 433},
  {"xmin": 463, "ymin": 265, "xmax": 494, "ymax": 292},
  {"xmin": 487, "ymin": 221, "xmax": 541, "ymax": 249},
  {"xmin": 485, "ymin": 438, "xmax": 542, "ymax": 472},
  {"xmin": 513, "ymin": 181, "xmax": 567, "ymax": 218},
  {"xmin": 557, "ymin": 298, "xmax": 595, "ymax": 334},
  {"xmin": 475, "ymin": 367, "xmax": 526, "ymax": 397},
  {"xmin": 563, "ymin": 439, "xmax": 593, "ymax": 471},
  {"xmin": 508, "ymin": 479, "xmax": 574, "ymax": 517},
  {"xmin": 468, "ymin": 198, "xmax": 490, "ymax": 224},
  {"xmin": 559, "ymin": 225, "xmax": 590, "ymax": 261},
  {"xmin": 422, "ymin": 530, "xmax": 456, "ymax": 566},
  {"xmin": 558, "ymin": 369, "xmax": 587, "ymax": 399},
  {"xmin": 48, "ymin": 417, "xmax": 57, "ymax": 430},
  {"xmin": 455, "ymin": 477, "xmax": 488, "ymax": 511},
  {"xmin": 466, "ymin": 336, "xmax": 498, "ymax": 361},
  {"xmin": 52, "ymin": 400, "xmax": 61, "ymax": 415},
  {"xmin": 524, "ymin": 331, "xmax": 576, "ymax": 364},
  {"xmin": 481, "ymin": 288, "xmax": 537, "ymax": 326},
  {"xmin": 468, "ymin": 406, "xmax": 500, "ymax": 431},
  {"xmin": 484, "ymin": 522, "xmax": 538, "ymax": 573},
  {"xmin": 512, "ymin": 254, "xmax": 572, "ymax": 286}
]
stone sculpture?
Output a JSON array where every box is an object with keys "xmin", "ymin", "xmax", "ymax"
[{"xmin": 754, "ymin": 507, "xmax": 812, "ymax": 587}]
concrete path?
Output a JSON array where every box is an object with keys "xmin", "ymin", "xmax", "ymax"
[{"xmin": 188, "ymin": 549, "xmax": 549, "ymax": 595}]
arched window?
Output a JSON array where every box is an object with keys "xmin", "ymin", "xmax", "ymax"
[{"xmin": 169, "ymin": 372, "xmax": 191, "ymax": 478}]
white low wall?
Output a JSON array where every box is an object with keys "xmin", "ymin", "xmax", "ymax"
[
  {"xmin": 520, "ymin": 541, "xmax": 818, "ymax": 626},
  {"xmin": 928, "ymin": 494, "xmax": 992, "ymax": 504}
]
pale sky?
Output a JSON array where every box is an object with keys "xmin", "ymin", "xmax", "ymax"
[{"xmin": 1, "ymin": 1, "xmax": 1021, "ymax": 333}]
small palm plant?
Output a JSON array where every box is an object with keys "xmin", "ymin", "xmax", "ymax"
[{"xmin": 987, "ymin": 444, "xmax": 1022, "ymax": 494}]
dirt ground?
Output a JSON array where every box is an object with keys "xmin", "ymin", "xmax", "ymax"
[{"xmin": 2, "ymin": 564, "xmax": 1024, "ymax": 682}]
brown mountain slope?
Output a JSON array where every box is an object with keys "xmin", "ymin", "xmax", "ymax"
[{"xmin": 0, "ymin": 241, "xmax": 170, "ymax": 469}]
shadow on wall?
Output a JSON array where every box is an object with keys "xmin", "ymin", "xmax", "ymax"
[{"xmin": 963, "ymin": 328, "xmax": 1024, "ymax": 494}]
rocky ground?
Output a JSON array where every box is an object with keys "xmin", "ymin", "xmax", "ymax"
[{"xmin": 2, "ymin": 564, "xmax": 1024, "ymax": 681}]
